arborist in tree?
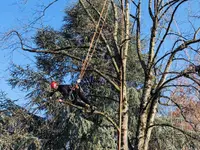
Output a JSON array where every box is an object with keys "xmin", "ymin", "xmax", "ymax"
[{"xmin": 50, "ymin": 81, "xmax": 95, "ymax": 112}]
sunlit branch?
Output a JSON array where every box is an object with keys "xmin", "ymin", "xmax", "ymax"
[{"xmin": 153, "ymin": 1, "xmax": 187, "ymax": 67}]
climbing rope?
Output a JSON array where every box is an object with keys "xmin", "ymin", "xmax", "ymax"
[{"xmin": 77, "ymin": 0, "xmax": 109, "ymax": 83}]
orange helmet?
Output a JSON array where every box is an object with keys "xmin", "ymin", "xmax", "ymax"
[{"xmin": 50, "ymin": 81, "xmax": 58, "ymax": 89}]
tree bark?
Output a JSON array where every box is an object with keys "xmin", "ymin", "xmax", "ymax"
[
  {"xmin": 119, "ymin": 0, "xmax": 130, "ymax": 150},
  {"xmin": 135, "ymin": 78, "xmax": 153, "ymax": 150},
  {"xmin": 144, "ymin": 98, "xmax": 158, "ymax": 150}
]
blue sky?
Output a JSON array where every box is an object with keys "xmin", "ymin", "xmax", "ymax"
[{"xmin": 0, "ymin": 0, "xmax": 77, "ymax": 106}]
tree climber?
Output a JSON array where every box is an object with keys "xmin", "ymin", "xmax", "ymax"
[{"xmin": 50, "ymin": 81, "xmax": 95, "ymax": 112}]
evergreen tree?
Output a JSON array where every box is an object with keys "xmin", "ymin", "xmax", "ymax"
[{"xmin": 0, "ymin": 91, "xmax": 43, "ymax": 149}]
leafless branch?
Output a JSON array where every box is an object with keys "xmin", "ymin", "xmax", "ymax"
[
  {"xmin": 153, "ymin": 1, "xmax": 188, "ymax": 66},
  {"xmin": 28, "ymin": 0, "xmax": 59, "ymax": 27},
  {"xmin": 149, "ymin": 123, "xmax": 200, "ymax": 141},
  {"xmin": 148, "ymin": 0, "xmax": 154, "ymax": 20}
]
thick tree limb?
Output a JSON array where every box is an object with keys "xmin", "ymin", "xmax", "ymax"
[
  {"xmin": 136, "ymin": 1, "xmax": 147, "ymax": 73},
  {"xmin": 60, "ymin": 100, "xmax": 119, "ymax": 132}
]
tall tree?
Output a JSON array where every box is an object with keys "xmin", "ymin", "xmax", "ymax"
[
  {"xmin": 2, "ymin": 0, "xmax": 200, "ymax": 150},
  {"xmin": 132, "ymin": 1, "xmax": 200, "ymax": 150}
]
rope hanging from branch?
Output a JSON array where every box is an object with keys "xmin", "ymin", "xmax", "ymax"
[{"xmin": 78, "ymin": 0, "xmax": 109, "ymax": 82}]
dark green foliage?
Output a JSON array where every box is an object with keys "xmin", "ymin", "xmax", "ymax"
[
  {"xmin": 0, "ymin": 91, "xmax": 43, "ymax": 149},
  {"xmin": 127, "ymin": 45, "xmax": 145, "ymax": 87},
  {"xmin": 35, "ymin": 27, "xmax": 68, "ymax": 49},
  {"xmin": 128, "ymin": 87, "xmax": 141, "ymax": 138},
  {"xmin": 4, "ymin": 1, "xmax": 200, "ymax": 149}
]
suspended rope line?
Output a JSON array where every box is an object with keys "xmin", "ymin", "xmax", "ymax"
[
  {"xmin": 78, "ymin": 0, "xmax": 109, "ymax": 82},
  {"xmin": 83, "ymin": 2, "xmax": 110, "ymax": 75}
]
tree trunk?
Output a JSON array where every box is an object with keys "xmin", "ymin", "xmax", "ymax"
[
  {"xmin": 135, "ymin": 94, "xmax": 150, "ymax": 149},
  {"xmin": 119, "ymin": 0, "xmax": 130, "ymax": 150},
  {"xmin": 120, "ymin": 73, "xmax": 128, "ymax": 150},
  {"xmin": 144, "ymin": 98, "xmax": 158, "ymax": 150},
  {"xmin": 135, "ymin": 77, "xmax": 154, "ymax": 150},
  {"xmin": 135, "ymin": 85, "xmax": 159, "ymax": 150}
]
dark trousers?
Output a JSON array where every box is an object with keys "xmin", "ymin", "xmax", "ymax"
[{"xmin": 71, "ymin": 87, "xmax": 90, "ymax": 107}]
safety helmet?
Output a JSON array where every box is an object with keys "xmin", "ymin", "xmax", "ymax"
[{"xmin": 50, "ymin": 81, "xmax": 58, "ymax": 89}]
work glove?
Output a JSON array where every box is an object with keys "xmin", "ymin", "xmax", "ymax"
[{"xmin": 76, "ymin": 79, "xmax": 81, "ymax": 84}]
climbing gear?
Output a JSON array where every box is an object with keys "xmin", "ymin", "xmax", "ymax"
[{"xmin": 76, "ymin": 79, "xmax": 81, "ymax": 84}]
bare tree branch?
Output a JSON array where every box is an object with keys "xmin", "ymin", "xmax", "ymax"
[
  {"xmin": 149, "ymin": 123, "xmax": 200, "ymax": 141},
  {"xmin": 28, "ymin": 0, "xmax": 59, "ymax": 27}
]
